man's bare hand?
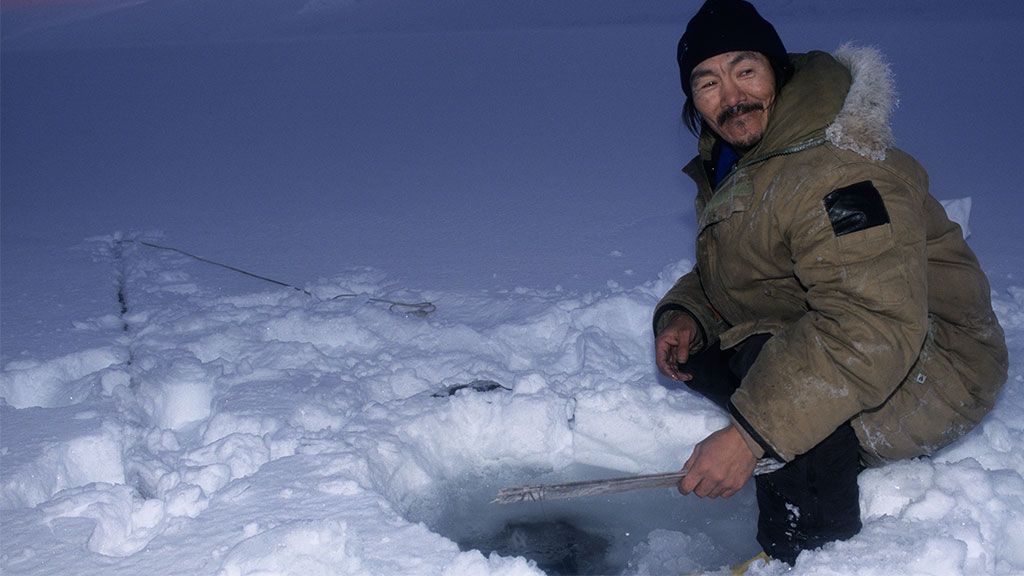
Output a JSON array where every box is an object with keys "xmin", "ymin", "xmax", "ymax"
[
  {"xmin": 655, "ymin": 313, "xmax": 699, "ymax": 381},
  {"xmin": 677, "ymin": 424, "xmax": 757, "ymax": 499}
]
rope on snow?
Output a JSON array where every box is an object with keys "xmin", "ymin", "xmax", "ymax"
[{"xmin": 135, "ymin": 240, "xmax": 435, "ymax": 316}]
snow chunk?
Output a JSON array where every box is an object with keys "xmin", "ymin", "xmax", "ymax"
[
  {"xmin": 183, "ymin": 433, "xmax": 270, "ymax": 484},
  {"xmin": 1, "ymin": 347, "xmax": 125, "ymax": 408},
  {"xmin": 217, "ymin": 519, "xmax": 368, "ymax": 576},
  {"xmin": 1, "ymin": 410, "xmax": 126, "ymax": 509},
  {"xmin": 939, "ymin": 197, "xmax": 972, "ymax": 239},
  {"xmin": 572, "ymin": 384, "xmax": 724, "ymax": 473},
  {"xmin": 627, "ymin": 529, "xmax": 720, "ymax": 576},
  {"xmin": 182, "ymin": 463, "xmax": 234, "ymax": 495},
  {"xmin": 439, "ymin": 550, "xmax": 544, "ymax": 576},
  {"xmin": 907, "ymin": 537, "xmax": 968, "ymax": 576},
  {"xmin": 202, "ymin": 411, "xmax": 281, "ymax": 446},
  {"xmin": 41, "ymin": 483, "xmax": 166, "ymax": 557},
  {"xmin": 860, "ymin": 460, "xmax": 935, "ymax": 520},
  {"xmin": 854, "ymin": 457, "xmax": 1024, "ymax": 574},
  {"xmin": 289, "ymin": 402, "xmax": 346, "ymax": 432},
  {"xmin": 512, "ymin": 372, "xmax": 548, "ymax": 395},
  {"xmin": 904, "ymin": 488, "xmax": 957, "ymax": 522},
  {"xmin": 395, "ymin": 391, "xmax": 574, "ymax": 481},
  {"xmin": 136, "ymin": 356, "xmax": 217, "ymax": 430}
]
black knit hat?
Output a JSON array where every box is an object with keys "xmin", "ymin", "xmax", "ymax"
[{"xmin": 677, "ymin": 0, "xmax": 792, "ymax": 97}]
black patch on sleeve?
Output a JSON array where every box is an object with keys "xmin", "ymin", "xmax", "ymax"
[{"xmin": 822, "ymin": 180, "xmax": 890, "ymax": 237}]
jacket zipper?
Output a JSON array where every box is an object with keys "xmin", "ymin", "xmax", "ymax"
[
  {"xmin": 699, "ymin": 136, "xmax": 827, "ymax": 328},
  {"xmin": 712, "ymin": 136, "xmax": 827, "ymax": 193}
]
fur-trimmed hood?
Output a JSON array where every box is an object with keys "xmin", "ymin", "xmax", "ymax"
[{"xmin": 827, "ymin": 44, "xmax": 897, "ymax": 161}]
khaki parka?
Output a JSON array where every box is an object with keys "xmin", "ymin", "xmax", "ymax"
[{"xmin": 654, "ymin": 47, "xmax": 1008, "ymax": 465}]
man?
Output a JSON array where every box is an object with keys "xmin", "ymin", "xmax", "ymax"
[{"xmin": 653, "ymin": 0, "xmax": 1008, "ymax": 565}]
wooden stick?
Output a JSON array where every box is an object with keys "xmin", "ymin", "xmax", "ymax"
[{"xmin": 492, "ymin": 471, "xmax": 686, "ymax": 504}]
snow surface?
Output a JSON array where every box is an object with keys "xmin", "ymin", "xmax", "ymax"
[{"xmin": 2, "ymin": 1, "xmax": 1024, "ymax": 575}]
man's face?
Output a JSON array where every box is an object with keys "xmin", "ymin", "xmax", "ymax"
[{"xmin": 690, "ymin": 51, "xmax": 776, "ymax": 150}]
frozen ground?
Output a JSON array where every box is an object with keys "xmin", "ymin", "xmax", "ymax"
[{"xmin": 3, "ymin": 1, "xmax": 1024, "ymax": 575}]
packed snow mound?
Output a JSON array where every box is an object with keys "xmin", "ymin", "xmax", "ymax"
[
  {"xmin": 0, "ymin": 348, "xmax": 127, "ymax": 409},
  {"xmin": 1, "ymin": 237, "xmax": 1023, "ymax": 575},
  {"xmin": 940, "ymin": 197, "xmax": 972, "ymax": 239},
  {"xmin": 1, "ymin": 406, "xmax": 126, "ymax": 509}
]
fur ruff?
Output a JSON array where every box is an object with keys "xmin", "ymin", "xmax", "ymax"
[{"xmin": 827, "ymin": 44, "xmax": 897, "ymax": 161}]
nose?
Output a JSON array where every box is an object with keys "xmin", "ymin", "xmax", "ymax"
[{"xmin": 718, "ymin": 76, "xmax": 743, "ymax": 108}]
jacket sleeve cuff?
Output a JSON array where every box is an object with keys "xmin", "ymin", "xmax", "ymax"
[
  {"xmin": 728, "ymin": 402, "xmax": 783, "ymax": 462},
  {"xmin": 652, "ymin": 304, "xmax": 708, "ymax": 349}
]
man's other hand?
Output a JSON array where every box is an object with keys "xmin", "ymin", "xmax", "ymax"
[
  {"xmin": 655, "ymin": 313, "xmax": 699, "ymax": 381},
  {"xmin": 677, "ymin": 424, "xmax": 757, "ymax": 499}
]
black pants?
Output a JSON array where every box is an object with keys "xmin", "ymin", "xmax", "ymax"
[{"xmin": 680, "ymin": 334, "xmax": 863, "ymax": 565}]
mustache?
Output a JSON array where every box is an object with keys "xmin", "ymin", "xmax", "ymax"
[{"xmin": 717, "ymin": 102, "xmax": 765, "ymax": 126}]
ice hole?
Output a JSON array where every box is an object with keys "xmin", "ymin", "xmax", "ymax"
[{"xmin": 404, "ymin": 464, "xmax": 760, "ymax": 575}]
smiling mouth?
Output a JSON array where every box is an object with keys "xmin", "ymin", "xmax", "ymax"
[{"xmin": 717, "ymin": 103, "xmax": 764, "ymax": 127}]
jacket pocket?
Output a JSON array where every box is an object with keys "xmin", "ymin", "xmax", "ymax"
[{"xmin": 833, "ymin": 223, "xmax": 910, "ymax": 307}]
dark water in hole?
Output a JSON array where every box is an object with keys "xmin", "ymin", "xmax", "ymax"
[
  {"xmin": 405, "ymin": 464, "xmax": 760, "ymax": 575},
  {"xmin": 462, "ymin": 517, "xmax": 613, "ymax": 575}
]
